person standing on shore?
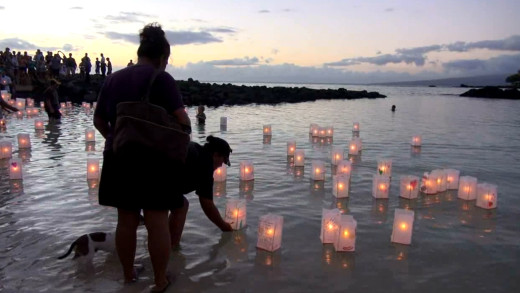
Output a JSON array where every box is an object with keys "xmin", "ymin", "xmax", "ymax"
[
  {"xmin": 127, "ymin": 60, "xmax": 134, "ymax": 67},
  {"xmin": 81, "ymin": 53, "xmax": 91, "ymax": 83},
  {"xmin": 106, "ymin": 57, "xmax": 112, "ymax": 75},
  {"xmin": 100, "ymin": 53, "xmax": 106, "ymax": 76},
  {"xmin": 94, "ymin": 22, "xmax": 191, "ymax": 292},
  {"xmin": 95, "ymin": 58, "xmax": 100, "ymax": 75},
  {"xmin": 66, "ymin": 53, "xmax": 76, "ymax": 76}
]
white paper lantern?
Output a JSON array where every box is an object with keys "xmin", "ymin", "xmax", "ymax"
[
  {"xmin": 411, "ymin": 135, "xmax": 422, "ymax": 147},
  {"xmin": 333, "ymin": 174, "xmax": 350, "ymax": 198},
  {"xmin": 431, "ymin": 169, "xmax": 447, "ymax": 192},
  {"xmin": 372, "ymin": 174, "xmax": 390, "ymax": 199},
  {"xmin": 348, "ymin": 139, "xmax": 360, "ymax": 155},
  {"xmin": 26, "ymin": 98, "xmax": 34, "ymax": 107},
  {"xmin": 391, "ymin": 209, "xmax": 414, "ymax": 245},
  {"xmin": 377, "ymin": 159, "xmax": 392, "ymax": 177},
  {"xmin": 240, "ymin": 161, "xmax": 254, "ymax": 181},
  {"xmin": 213, "ymin": 164, "xmax": 227, "ymax": 182},
  {"xmin": 15, "ymin": 98, "xmax": 26, "ymax": 109},
  {"xmin": 9, "ymin": 159, "xmax": 23, "ymax": 180},
  {"xmin": 294, "ymin": 150, "xmax": 305, "ymax": 167},
  {"xmin": 85, "ymin": 128, "xmax": 95, "ymax": 142},
  {"xmin": 421, "ymin": 172, "xmax": 437, "ymax": 195},
  {"xmin": 352, "ymin": 122, "xmax": 360, "ymax": 132},
  {"xmin": 40, "ymin": 101, "xmax": 45, "ymax": 108},
  {"xmin": 336, "ymin": 160, "xmax": 352, "ymax": 177},
  {"xmin": 476, "ymin": 183, "xmax": 497, "ymax": 209},
  {"xmin": 256, "ymin": 213, "xmax": 284, "ymax": 252},
  {"xmin": 325, "ymin": 126, "xmax": 334, "ymax": 138},
  {"xmin": 263, "ymin": 125, "xmax": 272, "ymax": 136},
  {"xmin": 458, "ymin": 176, "xmax": 477, "ymax": 200},
  {"xmin": 334, "ymin": 215, "xmax": 357, "ymax": 252},
  {"xmin": 87, "ymin": 158, "xmax": 100, "ymax": 180},
  {"xmin": 311, "ymin": 124, "xmax": 320, "ymax": 137},
  {"xmin": 318, "ymin": 127, "xmax": 327, "ymax": 138},
  {"xmin": 225, "ymin": 199, "xmax": 247, "ymax": 230},
  {"xmin": 17, "ymin": 134, "xmax": 31, "ymax": 149},
  {"xmin": 445, "ymin": 169, "xmax": 460, "ymax": 189},
  {"xmin": 400, "ymin": 175, "xmax": 420, "ymax": 199},
  {"xmin": 16, "ymin": 111, "xmax": 24, "ymax": 119},
  {"xmin": 0, "ymin": 141, "xmax": 13, "ymax": 159},
  {"xmin": 331, "ymin": 148, "xmax": 344, "ymax": 165},
  {"xmin": 0, "ymin": 90, "xmax": 8, "ymax": 100},
  {"xmin": 309, "ymin": 123, "xmax": 319, "ymax": 134},
  {"xmin": 311, "ymin": 160, "xmax": 326, "ymax": 181},
  {"xmin": 0, "ymin": 118, "xmax": 6, "ymax": 129},
  {"xmin": 320, "ymin": 208, "xmax": 341, "ymax": 244},
  {"xmin": 34, "ymin": 119, "xmax": 44, "ymax": 130},
  {"xmin": 287, "ymin": 141, "xmax": 296, "ymax": 156}
]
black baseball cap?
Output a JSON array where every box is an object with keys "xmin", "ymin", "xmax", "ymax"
[{"xmin": 206, "ymin": 135, "xmax": 232, "ymax": 166}]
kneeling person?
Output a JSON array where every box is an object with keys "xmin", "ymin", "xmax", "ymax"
[{"xmin": 169, "ymin": 135, "xmax": 233, "ymax": 247}]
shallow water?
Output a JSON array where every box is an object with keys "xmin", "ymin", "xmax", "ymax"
[{"xmin": 1, "ymin": 85, "xmax": 519, "ymax": 293}]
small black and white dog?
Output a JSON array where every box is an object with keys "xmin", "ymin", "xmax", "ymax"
[{"xmin": 57, "ymin": 232, "xmax": 115, "ymax": 261}]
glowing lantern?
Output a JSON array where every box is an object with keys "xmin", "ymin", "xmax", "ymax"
[
  {"xmin": 85, "ymin": 128, "xmax": 95, "ymax": 142},
  {"xmin": 311, "ymin": 160, "xmax": 326, "ymax": 181},
  {"xmin": 352, "ymin": 122, "xmax": 360, "ymax": 132},
  {"xmin": 331, "ymin": 148, "xmax": 344, "ymax": 165},
  {"xmin": 225, "ymin": 199, "xmax": 247, "ymax": 230},
  {"xmin": 263, "ymin": 125, "xmax": 272, "ymax": 136},
  {"xmin": 320, "ymin": 208, "xmax": 341, "ymax": 244},
  {"xmin": 0, "ymin": 118, "xmax": 6, "ymax": 129},
  {"xmin": 348, "ymin": 140, "xmax": 360, "ymax": 155},
  {"xmin": 476, "ymin": 183, "xmax": 497, "ymax": 209},
  {"xmin": 34, "ymin": 119, "xmax": 44, "ymax": 130},
  {"xmin": 0, "ymin": 141, "xmax": 13, "ymax": 159},
  {"xmin": 9, "ymin": 159, "xmax": 23, "ymax": 180},
  {"xmin": 334, "ymin": 215, "xmax": 357, "ymax": 252},
  {"xmin": 457, "ymin": 176, "xmax": 477, "ymax": 200},
  {"xmin": 309, "ymin": 123, "xmax": 319, "ymax": 135},
  {"xmin": 399, "ymin": 175, "xmax": 419, "ymax": 199},
  {"xmin": 17, "ymin": 134, "xmax": 31, "ymax": 149},
  {"xmin": 240, "ymin": 161, "xmax": 254, "ymax": 181},
  {"xmin": 391, "ymin": 209, "xmax": 414, "ymax": 245},
  {"xmin": 256, "ymin": 213, "xmax": 284, "ymax": 252},
  {"xmin": 16, "ymin": 110, "xmax": 24, "ymax": 119},
  {"xmin": 87, "ymin": 158, "xmax": 100, "ymax": 180},
  {"xmin": 318, "ymin": 127, "xmax": 327, "ymax": 138},
  {"xmin": 287, "ymin": 141, "xmax": 296, "ymax": 156},
  {"xmin": 213, "ymin": 164, "xmax": 227, "ymax": 182},
  {"xmin": 372, "ymin": 174, "xmax": 390, "ymax": 199},
  {"xmin": 411, "ymin": 135, "xmax": 422, "ymax": 147},
  {"xmin": 421, "ymin": 172, "xmax": 437, "ymax": 195},
  {"xmin": 40, "ymin": 101, "xmax": 45, "ymax": 108},
  {"xmin": 377, "ymin": 159, "xmax": 392, "ymax": 177},
  {"xmin": 445, "ymin": 169, "xmax": 460, "ymax": 189},
  {"xmin": 294, "ymin": 150, "xmax": 305, "ymax": 167},
  {"xmin": 15, "ymin": 98, "xmax": 26, "ymax": 109},
  {"xmin": 431, "ymin": 169, "xmax": 447, "ymax": 192},
  {"xmin": 336, "ymin": 160, "xmax": 352, "ymax": 177},
  {"xmin": 325, "ymin": 126, "xmax": 334, "ymax": 138},
  {"xmin": 333, "ymin": 174, "xmax": 350, "ymax": 198},
  {"xmin": 61, "ymin": 102, "xmax": 66, "ymax": 109},
  {"xmin": 0, "ymin": 90, "xmax": 8, "ymax": 100}
]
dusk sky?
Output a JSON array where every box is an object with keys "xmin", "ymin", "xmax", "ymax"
[{"xmin": 1, "ymin": 0, "xmax": 519, "ymax": 84}]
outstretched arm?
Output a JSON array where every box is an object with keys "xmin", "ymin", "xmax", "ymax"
[
  {"xmin": 199, "ymin": 197, "xmax": 233, "ymax": 231},
  {"xmin": 0, "ymin": 98, "xmax": 18, "ymax": 113}
]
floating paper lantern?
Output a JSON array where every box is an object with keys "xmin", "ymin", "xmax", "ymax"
[
  {"xmin": 411, "ymin": 135, "xmax": 422, "ymax": 147},
  {"xmin": 445, "ymin": 169, "xmax": 460, "ymax": 189},
  {"xmin": 40, "ymin": 101, "xmax": 45, "ymax": 108},
  {"xmin": 391, "ymin": 209, "xmax": 414, "ymax": 245},
  {"xmin": 213, "ymin": 164, "xmax": 227, "ymax": 182},
  {"xmin": 26, "ymin": 98, "xmax": 34, "ymax": 107},
  {"xmin": 311, "ymin": 124, "xmax": 320, "ymax": 137},
  {"xmin": 87, "ymin": 158, "xmax": 100, "ymax": 180},
  {"xmin": 263, "ymin": 125, "xmax": 272, "ymax": 136},
  {"xmin": 458, "ymin": 176, "xmax": 477, "ymax": 200},
  {"xmin": 0, "ymin": 118, "xmax": 6, "ymax": 129},
  {"xmin": 61, "ymin": 102, "xmax": 66, "ymax": 109},
  {"xmin": 240, "ymin": 161, "xmax": 254, "ymax": 181},
  {"xmin": 377, "ymin": 159, "xmax": 392, "ymax": 177},
  {"xmin": 318, "ymin": 127, "xmax": 327, "ymax": 138},
  {"xmin": 421, "ymin": 172, "xmax": 437, "ymax": 195},
  {"xmin": 17, "ymin": 134, "xmax": 31, "ymax": 149},
  {"xmin": 0, "ymin": 90, "xmax": 8, "ymax": 100},
  {"xmin": 256, "ymin": 214, "xmax": 284, "ymax": 252},
  {"xmin": 225, "ymin": 199, "xmax": 247, "ymax": 230},
  {"xmin": 15, "ymin": 98, "xmax": 26, "ymax": 109},
  {"xmin": 16, "ymin": 111, "xmax": 24, "ymax": 119},
  {"xmin": 476, "ymin": 183, "xmax": 497, "ymax": 209},
  {"xmin": 334, "ymin": 215, "xmax": 357, "ymax": 252},
  {"xmin": 287, "ymin": 141, "xmax": 296, "ymax": 156},
  {"xmin": 333, "ymin": 174, "xmax": 350, "ymax": 198},
  {"xmin": 85, "ymin": 128, "xmax": 95, "ymax": 142},
  {"xmin": 372, "ymin": 174, "xmax": 390, "ymax": 199},
  {"xmin": 34, "ymin": 119, "xmax": 44, "ymax": 130},
  {"xmin": 311, "ymin": 160, "xmax": 326, "ymax": 181},
  {"xmin": 336, "ymin": 160, "xmax": 352, "ymax": 177},
  {"xmin": 348, "ymin": 140, "xmax": 360, "ymax": 155},
  {"xmin": 294, "ymin": 150, "xmax": 305, "ymax": 167},
  {"xmin": 9, "ymin": 159, "xmax": 23, "ymax": 180},
  {"xmin": 431, "ymin": 169, "xmax": 447, "ymax": 192},
  {"xmin": 0, "ymin": 141, "xmax": 13, "ymax": 159},
  {"xmin": 309, "ymin": 123, "xmax": 319, "ymax": 134},
  {"xmin": 400, "ymin": 175, "xmax": 419, "ymax": 199},
  {"xmin": 352, "ymin": 122, "xmax": 360, "ymax": 132},
  {"xmin": 325, "ymin": 126, "xmax": 334, "ymax": 137},
  {"xmin": 320, "ymin": 208, "xmax": 341, "ymax": 244},
  {"xmin": 331, "ymin": 148, "xmax": 344, "ymax": 165}
]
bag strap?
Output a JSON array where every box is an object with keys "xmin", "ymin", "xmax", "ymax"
[{"xmin": 142, "ymin": 69, "xmax": 162, "ymax": 103}]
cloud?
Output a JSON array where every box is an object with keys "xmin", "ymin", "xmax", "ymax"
[
  {"xmin": 0, "ymin": 38, "xmax": 60, "ymax": 52},
  {"xmin": 105, "ymin": 12, "xmax": 153, "ymax": 23},
  {"xmin": 271, "ymin": 49, "xmax": 279, "ymax": 55},
  {"xmin": 105, "ymin": 29, "xmax": 223, "ymax": 45},
  {"xmin": 396, "ymin": 45, "xmax": 442, "ymax": 55},
  {"xmin": 443, "ymin": 54, "xmax": 520, "ymax": 75},
  {"xmin": 325, "ymin": 53, "xmax": 426, "ymax": 67},
  {"xmin": 204, "ymin": 27, "xmax": 237, "ymax": 34},
  {"xmin": 384, "ymin": 8, "xmax": 394, "ymax": 12},
  {"xmin": 204, "ymin": 57, "xmax": 260, "ymax": 66},
  {"xmin": 258, "ymin": 10, "xmax": 270, "ymax": 13},
  {"xmin": 70, "ymin": 6, "xmax": 82, "ymax": 10}
]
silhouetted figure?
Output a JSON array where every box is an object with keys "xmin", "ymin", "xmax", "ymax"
[{"xmin": 391, "ymin": 105, "xmax": 396, "ymax": 112}]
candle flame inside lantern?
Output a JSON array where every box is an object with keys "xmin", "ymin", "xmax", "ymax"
[
  {"xmin": 343, "ymin": 230, "xmax": 349, "ymax": 237},
  {"xmin": 315, "ymin": 168, "xmax": 321, "ymax": 174},
  {"xmin": 245, "ymin": 168, "xmax": 250, "ymax": 173},
  {"xmin": 264, "ymin": 128, "xmax": 269, "ymax": 133},
  {"xmin": 266, "ymin": 228, "xmax": 274, "ymax": 236},
  {"xmin": 234, "ymin": 209, "xmax": 239, "ymax": 217},
  {"xmin": 400, "ymin": 223, "xmax": 407, "ymax": 230},
  {"xmin": 350, "ymin": 145, "xmax": 356, "ymax": 150},
  {"xmin": 447, "ymin": 176, "xmax": 453, "ymax": 183},
  {"xmin": 290, "ymin": 147, "xmax": 294, "ymax": 152},
  {"xmin": 464, "ymin": 186, "xmax": 470, "ymax": 193},
  {"xmin": 379, "ymin": 183, "xmax": 387, "ymax": 191},
  {"xmin": 327, "ymin": 223, "xmax": 334, "ymax": 230},
  {"xmin": 407, "ymin": 184, "xmax": 413, "ymax": 190},
  {"xmin": 216, "ymin": 169, "xmax": 221, "ymax": 175},
  {"xmin": 437, "ymin": 178, "xmax": 442, "ymax": 184},
  {"xmin": 338, "ymin": 183, "xmax": 344, "ymax": 190},
  {"xmin": 296, "ymin": 156, "xmax": 302, "ymax": 161},
  {"xmin": 90, "ymin": 166, "xmax": 97, "ymax": 172},
  {"xmin": 485, "ymin": 194, "xmax": 493, "ymax": 201}
]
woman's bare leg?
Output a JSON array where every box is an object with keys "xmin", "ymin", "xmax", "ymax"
[
  {"xmin": 143, "ymin": 209, "xmax": 170, "ymax": 290},
  {"xmin": 116, "ymin": 208, "xmax": 140, "ymax": 283},
  {"xmin": 169, "ymin": 196, "xmax": 189, "ymax": 248}
]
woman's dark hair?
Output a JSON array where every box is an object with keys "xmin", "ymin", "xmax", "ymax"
[
  {"xmin": 204, "ymin": 135, "xmax": 232, "ymax": 165},
  {"xmin": 137, "ymin": 23, "xmax": 170, "ymax": 60}
]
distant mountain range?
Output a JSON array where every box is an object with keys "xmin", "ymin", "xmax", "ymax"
[{"xmin": 370, "ymin": 74, "xmax": 510, "ymax": 87}]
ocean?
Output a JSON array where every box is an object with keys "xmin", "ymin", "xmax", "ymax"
[{"xmin": 0, "ymin": 84, "xmax": 519, "ymax": 292}]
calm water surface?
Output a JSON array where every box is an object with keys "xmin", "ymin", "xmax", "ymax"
[{"xmin": 1, "ymin": 85, "xmax": 519, "ymax": 293}]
